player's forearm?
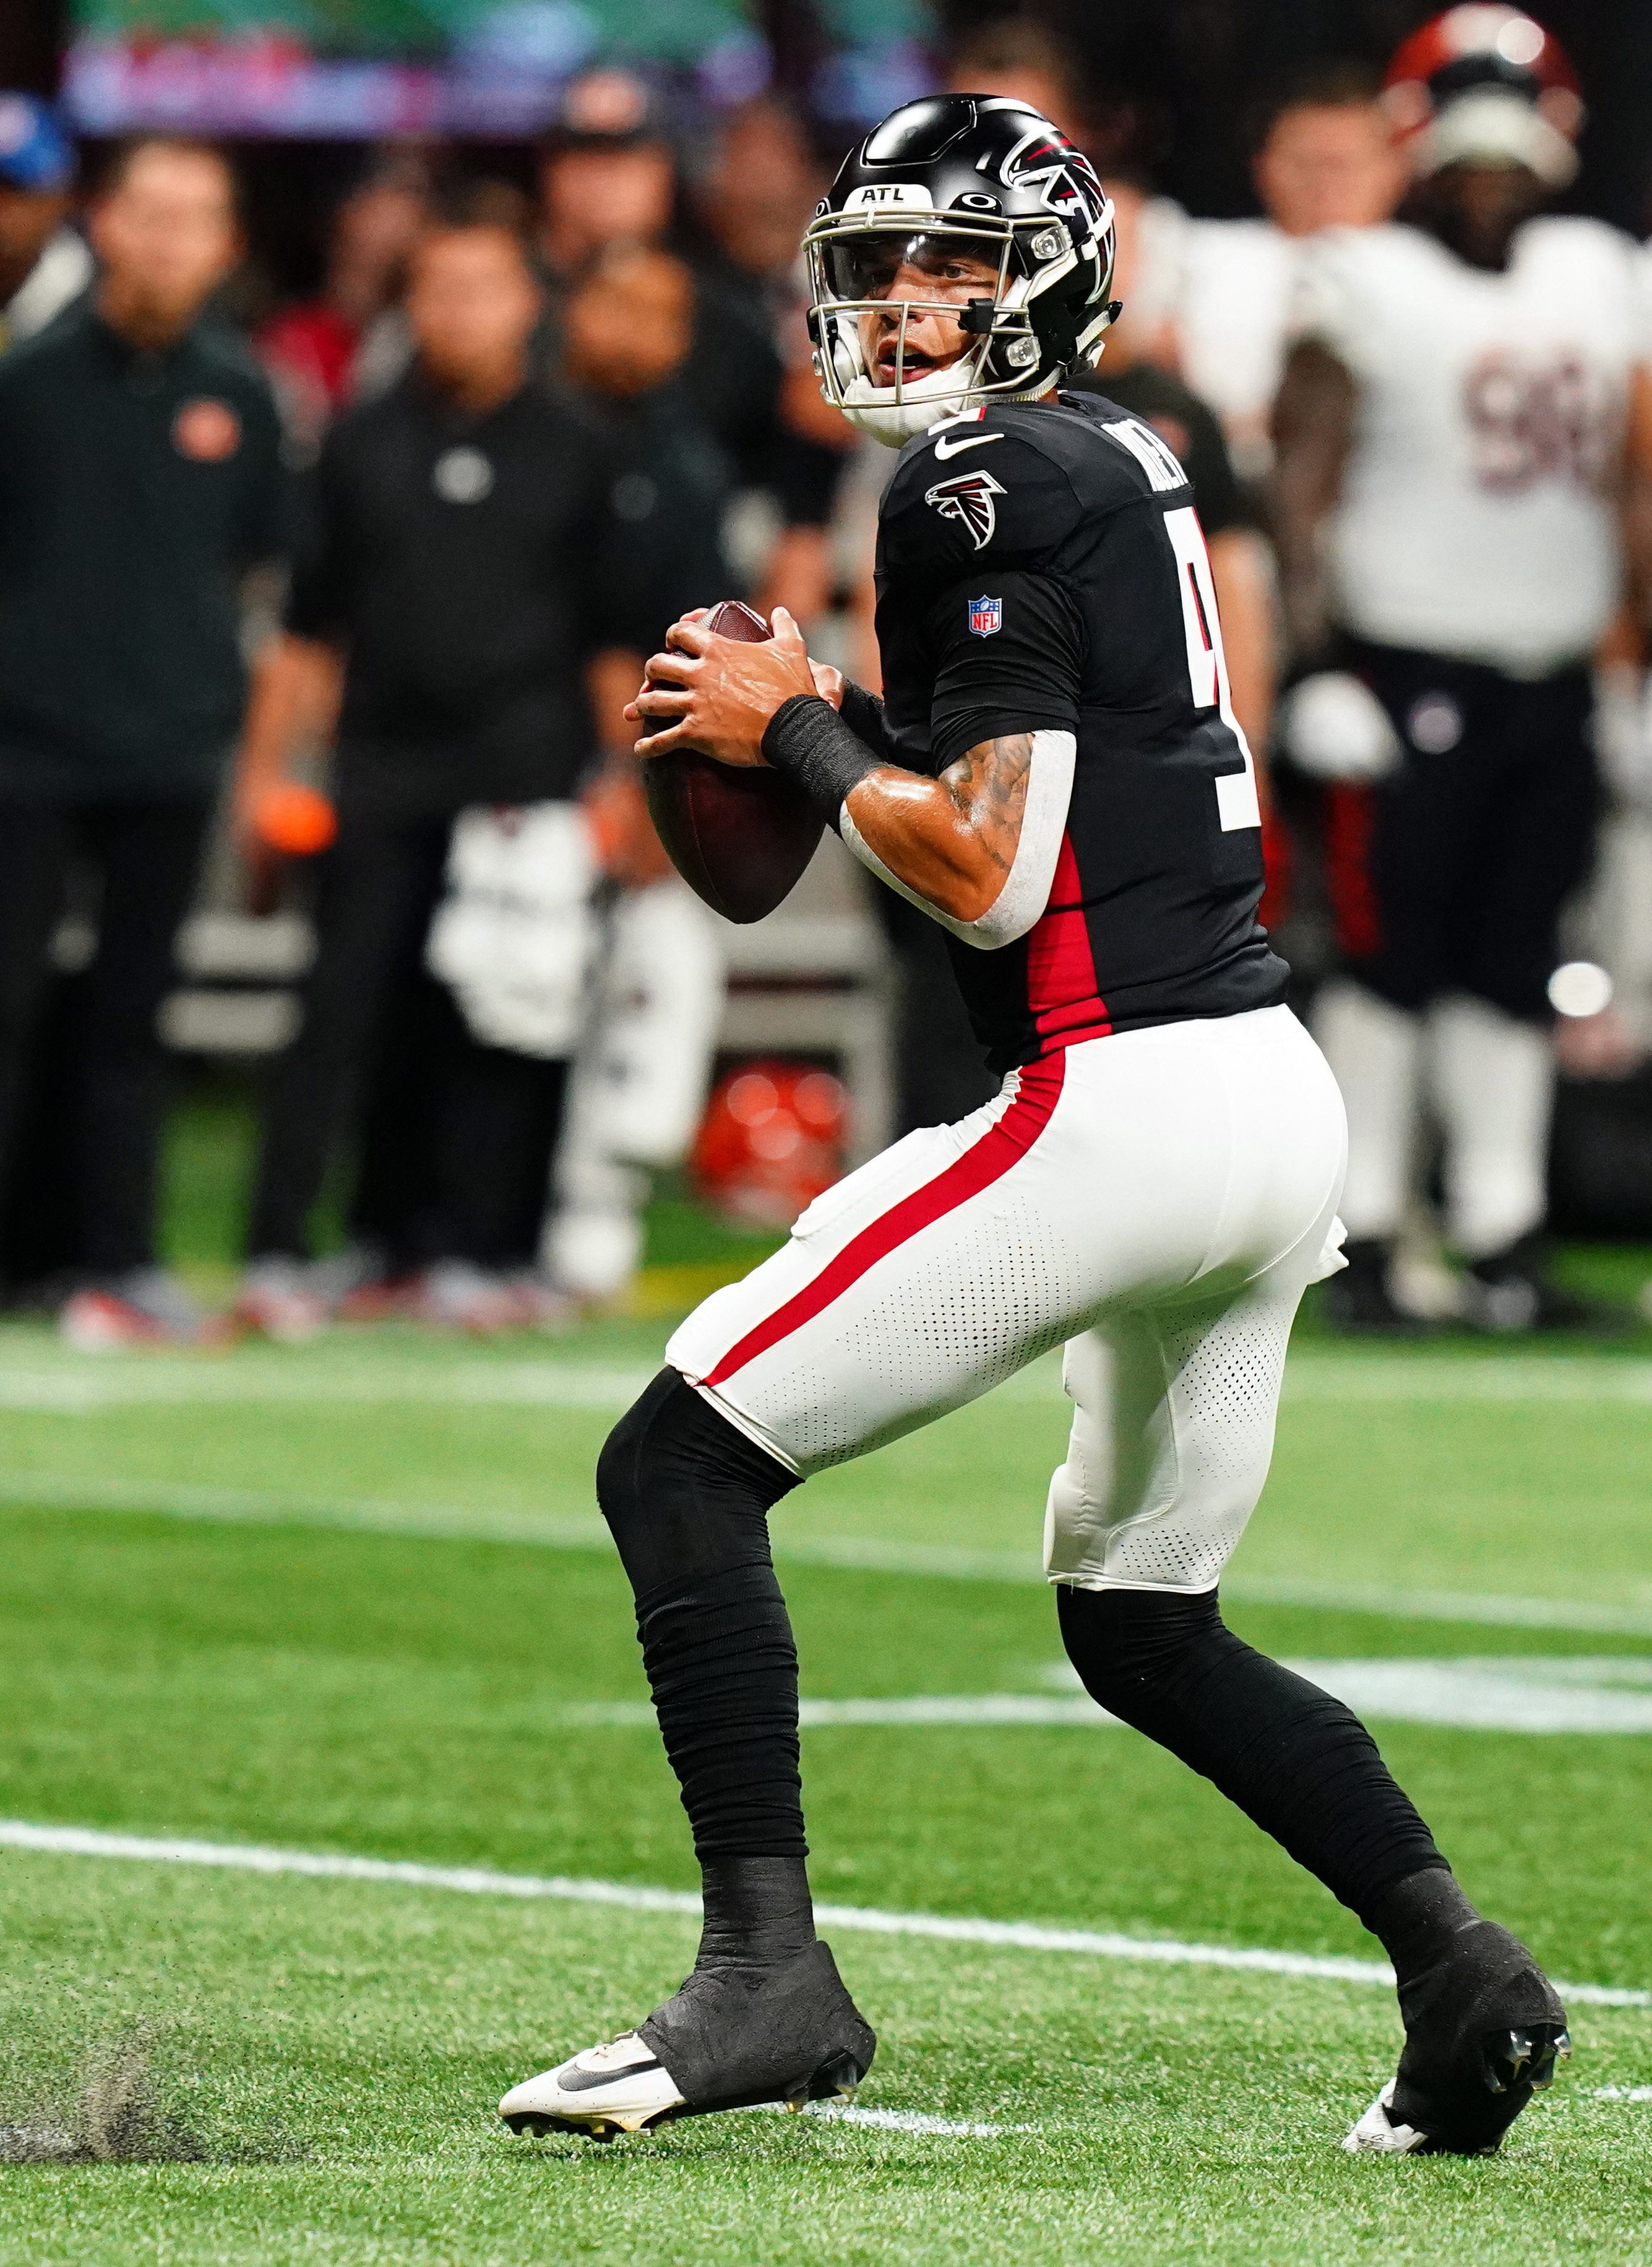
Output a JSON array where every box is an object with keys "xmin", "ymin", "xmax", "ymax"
[
  {"xmin": 843, "ymin": 738, "xmax": 1031, "ymax": 924},
  {"xmin": 1207, "ymin": 528, "xmax": 1276, "ymax": 783},
  {"xmin": 234, "ymin": 633, "xmax": 343, "ymax": 801},
  {"xmin": 587, "ymin": 647, "xmax": 648, "ymax": 759},
  {"xmin": 1621, "ymin": 367, "xmax": 1652, "ymax": 639},
  {"xmin": 1270, "ymin": 342, "xmax": 1355, "ymax": 661}
]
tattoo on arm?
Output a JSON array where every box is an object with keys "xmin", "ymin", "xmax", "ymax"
[{"xmin": 940, "ymin": 733, "xmax": 1033, "ymax": 884}]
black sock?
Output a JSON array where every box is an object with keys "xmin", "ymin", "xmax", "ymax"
[
  {"xmin": 598, "ymin": 1371, "xmax": 809, "ymax": 1883},
  {"xmin": 1362, "ymin": 1865, "xmax": 1480, "ymax": 1988},
  {"xmin": 1059, "ymin": 1585, "xmax": 1450, "ymax": 1917},
  {"xmin": 697, "ymin": 1856, "xmax": 817, "ymax": 1970}
]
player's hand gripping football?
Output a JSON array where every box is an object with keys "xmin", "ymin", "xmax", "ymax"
[{"xmin": 627, "ymin": 606, "xmax": 840, "ymax": 767}]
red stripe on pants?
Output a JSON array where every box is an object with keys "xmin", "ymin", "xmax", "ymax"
[{"xmin": 703, "ymin": 1051, "xmax": 1068, "ymax": 1388}]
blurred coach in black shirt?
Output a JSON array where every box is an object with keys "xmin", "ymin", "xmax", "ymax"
[
  {"xmin": 233, "ymin": 195, "xmax": 718, "ymax": 1340},
  {"xmin": 0, "ymin": 137, "xmax": 285, "ymax": 1344}
]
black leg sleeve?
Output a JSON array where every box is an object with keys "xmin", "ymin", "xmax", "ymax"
[
  {"xmin": 1059, "ymin": 1585, "xmax": 1449, "ymax": 1922},
  {"xmin": 597, "ymin": 1370, "xmax": 806, "ymax": 1861}
]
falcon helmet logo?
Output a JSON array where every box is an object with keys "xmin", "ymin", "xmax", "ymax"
[
  {"xmin": 924, "ymin": 467, "xmax": 1005, "ymax": 550},
  {"xmin": 968, "ymin": 595, "xmax": 1002, "ymax": 637}
]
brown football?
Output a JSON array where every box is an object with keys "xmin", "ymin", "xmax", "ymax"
[{"xmin": 640, "ymin": 600, "xmax": 824, "ymax": 925}]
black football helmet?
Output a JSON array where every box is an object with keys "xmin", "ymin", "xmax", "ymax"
[{"xmin": 804, "ymin": 93, "xmax": 1118, "ymax": 446}]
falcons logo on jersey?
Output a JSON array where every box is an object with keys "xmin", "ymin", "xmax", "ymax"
[{"xmin": 924, "ymin": 467, "xmax": 1005, "ymax": 550}]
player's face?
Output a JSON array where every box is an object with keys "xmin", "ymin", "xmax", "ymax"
[
  {"xmin": 1255, "ymin": 102, "xmax": 1406, "ymax": 236},
  {"xmin": 406, "ymin": 229, "xmax": 541, "ymax": 384},
  {"xmin": 540, "ymin": 145, "xmax": 675, "ymax": 267},
  {"xmin": 563, "ymin": 249, "xmax": 693, "ymax": 397},
  {"xmin": 830, "ymin": 231, "xmax": 1002, "ymax": 384},
  {"xmin": 0, "ymin": 184, "xmax": 71, "ymax": 296},
  {"xmin": 1411, "ymin": 160, "xmax": 1546, "ymax": 270},
  {"xmin": 88, "ymin": 147, "xmax": 240, "ymax": 328}
]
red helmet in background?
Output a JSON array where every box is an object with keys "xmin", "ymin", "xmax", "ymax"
[
  {"xmin": 1383, "ymin": 7, "xmax": 1583, "ymax": 187},
  {"xmin": 690, "ymin": 1060, "xmax": 848, "ymax": 1231}
]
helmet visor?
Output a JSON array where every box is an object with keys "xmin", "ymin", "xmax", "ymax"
[{"xmin": 819, "ymin": 226, "xmax": 1006, "ymax": 305}]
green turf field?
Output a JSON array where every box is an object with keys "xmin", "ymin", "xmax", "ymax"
[{"xmin": 2, "ymin": 1202, "xmax": 1652, "ymax": 2258}]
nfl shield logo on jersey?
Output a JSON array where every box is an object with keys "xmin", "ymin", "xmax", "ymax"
[{"xmin": 968, "ymin": 594, "xmax": 1002, "ymax": 637}]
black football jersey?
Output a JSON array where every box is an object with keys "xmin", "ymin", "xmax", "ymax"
[{"xmin": 874, "ymin": 389, "xmax": 1288, "ymax": 1073}]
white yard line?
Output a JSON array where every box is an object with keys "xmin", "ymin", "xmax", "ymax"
[
  {"xmin": 6, "ymin": 1350, "xmax": 1652, "ymax": 1414},
  {"xmin": 765, "ymin": 2102, "xmax": 1028, "ymax": 2138},
  {"xmin": 569, "ymin": 1659, "xmax": 1652, "ymax": 1736},
  {"xmin": 3, "ymin": 1468, "xmax": 1650, "ymax": 1633},
  {"xmin": 0, "ymin": 1818, "xmax": 1641, "ymax": 2010}
]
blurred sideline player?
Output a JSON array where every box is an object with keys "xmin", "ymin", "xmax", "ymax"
[
  {"xmin": 1273, "ymin": 6, "xmax": 1652, "ymax": 1332},
  {"xmin": 256, "ymin": 155, "xmax": 429, "ymax": 454},
  {"xmin": 1177, "ymin": 65, "xmax": 1406, "ymax": 480},
  {"xmin": 0, "ymin": 95, "xmax": 89, "ymax": 349},
  {"xmin": 0, "ymin": 139, "xmax": 285, "ymax": 1346},
  {"xmin": 232, "ymin": 199, "xmax": 655, "ymax": 1338},
  {"xmin": 499, "ymin": 95, "xmax": 1567, "ymax": 2158},
  {"xmin": 538, "ymin": 66, "xmax": 845, "ymax": 628}
]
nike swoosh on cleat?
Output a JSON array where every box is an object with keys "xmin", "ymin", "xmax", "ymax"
[
  {"xmin": 932, "ymin": 431, "xmax": 1004, "ymax": 460},
  {"xmin": 554, "ymin": 2058, "xmax": 666, "ymax": 2093}
]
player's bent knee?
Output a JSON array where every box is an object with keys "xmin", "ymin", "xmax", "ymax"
[
  {"xmin": 1056, "ymin": 1583, "xmax": 1229, "ymax": 1723},
  {"xmin": 596, "ymin": 1369, "xmax": 801, "ymax": 1596}
]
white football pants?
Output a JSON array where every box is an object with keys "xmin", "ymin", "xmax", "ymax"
[{"xmin": 668, "ymin": 1004, "xmax": 1348, "ymax": 1594}]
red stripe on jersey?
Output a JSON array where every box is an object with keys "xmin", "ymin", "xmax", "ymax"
[
  {"xmin": 703, "ymin": 1051, "xmax": 1067, "ymax": 1388},
  {"xmin": 1025, "ymin": 832, "xmax": 1110, "ymax": 1050}
]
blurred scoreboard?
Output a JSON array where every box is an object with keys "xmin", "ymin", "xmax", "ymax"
[{"xmin": 64, "ymin": 0, "xmax": 936, "ymax": 136}]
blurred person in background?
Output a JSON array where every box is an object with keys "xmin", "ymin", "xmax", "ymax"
[
  {"xmin": 561, "ymin": 244, "xmax": 734, "ymax": 634},
  {"xmin": 0, "ymin": 136, "xmax": 285, "ymax": 1347},
  {"xmin": 0, "ymin": 93, "xmax": 88, "ymax": 349},
  {"xmin": 1177, "ymin": 64, "xmax": 1406, "ymax": 481},
  {"xmin": 1273, "ymin": 6, "xmax": 1652, "ymax": 1333},
  {"xmin": 694, "ymin": 96, "xmax": 856, "ymax": 624},
  {"xmin": 256, "ymin": 152, "xmax": 429, "ymax": 454},
  {"xmin": 539, "ymin": 65, "xmax": 846, "ymax": 620},
  {"xmin": 537, "ymin": 241, "xmax": 736, "ymax": 1306},
  {"xmin": 233, "ymin": 196, "xmax": 655, "ymax": 1339}
]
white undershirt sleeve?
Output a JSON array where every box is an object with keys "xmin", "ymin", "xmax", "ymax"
[{"xmin": 837, "ymin": 726, "xmax": 1076, "ymax": 952}]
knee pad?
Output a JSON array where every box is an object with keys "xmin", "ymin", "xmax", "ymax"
[{"xmin": 598, "ymin": 1369, "xmax": 799, "ymax": 1601}]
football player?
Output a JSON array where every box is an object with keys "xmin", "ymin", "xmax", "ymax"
[
  {"xmin": 499, "ymin": 94, "xmax": 1567, "ymax": 2157},
  {"xmin": 1273, "ymin": 6, "xmax": 1652, "ymax": 1331}
]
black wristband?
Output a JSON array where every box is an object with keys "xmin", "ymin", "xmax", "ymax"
[
  {"xmin": 838, "ymin": 679, "xmax": 892, "ymax": 761},
  {"xmin": 761, "ymin": 694, "xmax": 882, "ymax": 822}
]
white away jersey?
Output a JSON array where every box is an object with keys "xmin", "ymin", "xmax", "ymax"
[
  {"xmin": 1176, "ymin": 218, "xmax": 1306, "ymax": 478},
  {"xmin": 1293, "ymin": 217, "xmax": 1651, "ymax": 674}
]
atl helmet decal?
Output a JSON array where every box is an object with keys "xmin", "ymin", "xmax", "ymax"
[
  {"xmin": 1000, "ymin": 127, "xmax": 1107, "ymax": 240},
  {"xmin": 924, "ymin": 467, "xmax": 1006, "ymax": 549}
]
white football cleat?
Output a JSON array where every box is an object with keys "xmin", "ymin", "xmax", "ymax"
[
  {"xmin": 500, "ymin": 1941, "xmax": 876, "ymax": 2142},
  {"xmin": 1343, "ymin": 2081, "xmax": 1430, "ymax": 2154},
  {"xmin": 499, "ymin": 2033, "xmax": 687, "ymax": 2139}
]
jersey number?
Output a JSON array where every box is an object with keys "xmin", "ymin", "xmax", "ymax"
[{"xmin": 1164, "ymin": 504, "xmax": 1260, "ymax": 833}]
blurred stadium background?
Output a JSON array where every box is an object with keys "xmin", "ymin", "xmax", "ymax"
[{"xmin": 2, "ymin": 4, "xmax": 1652, "ymax": 2260}]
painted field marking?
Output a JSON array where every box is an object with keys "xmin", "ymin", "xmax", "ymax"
[
  {"xmin": 2, "ymin": 1467, "xmax": 1649, "ymax": 1635},
  {"xmin": 0, "ymin": 1818, "xmax": 1642, "ymax": 2010},
  {"xmin": 1593, "ymin": 2086, "xmax": 1652, "ymax": 2102},
  {"xmin": 567, "ymin": 1657, "xmax": 1652, "ymax": 1737},
  {"xmin": 6, "ymin": 1346, "xmax": 1652, "ymax": 1414},
  {"xmin": 780, "ymin": 2103, "xmax": 1028, "ymax": 2138}
]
